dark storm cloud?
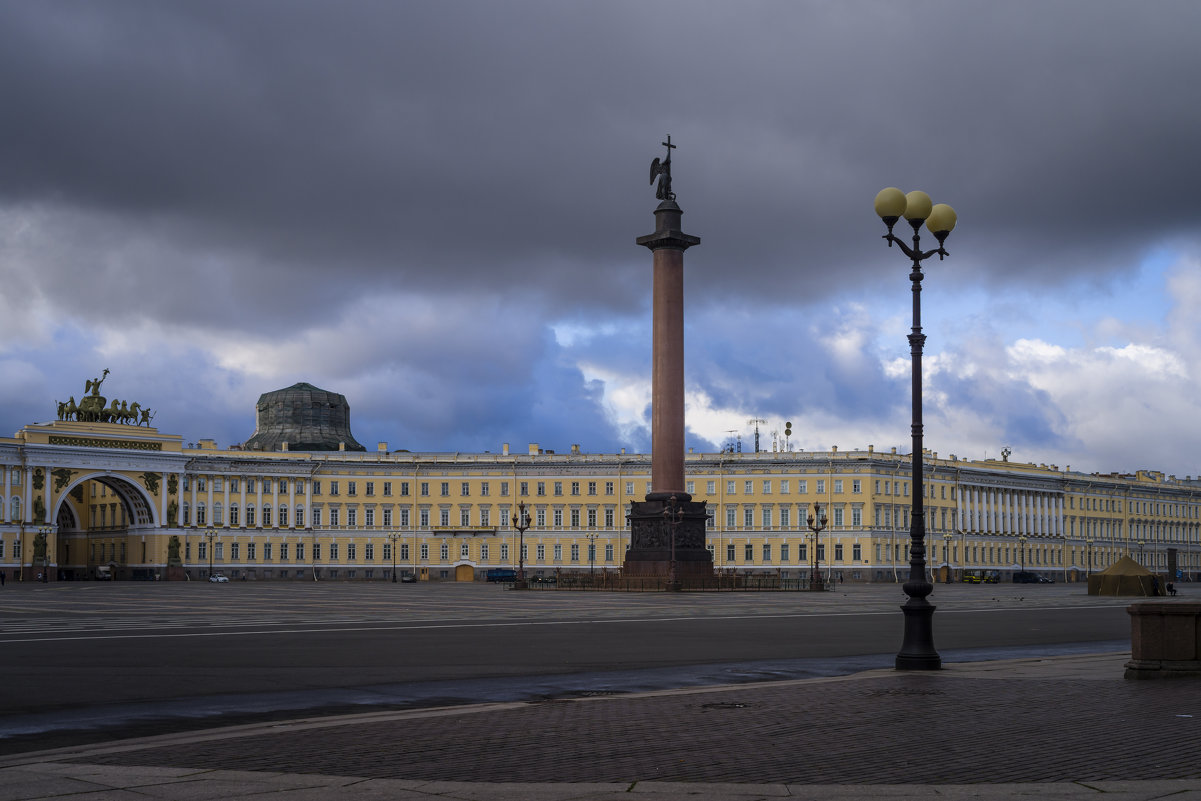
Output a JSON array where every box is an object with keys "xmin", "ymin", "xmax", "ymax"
[{"xmin": 4, "ymin": 0, "xmax": 1200, "ymax": 337}]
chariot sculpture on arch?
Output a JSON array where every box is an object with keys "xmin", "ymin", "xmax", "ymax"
[{"xmin": 54, "ymin": 369, "xmax": 154, "ymax": 425}]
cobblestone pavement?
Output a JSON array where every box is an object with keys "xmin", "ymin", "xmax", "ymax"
[{"xmin": 10, "ymin": 653, "xmax": 1197, "ymax": 788}]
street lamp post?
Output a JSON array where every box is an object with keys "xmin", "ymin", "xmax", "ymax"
[
  {"xmin": 943, "ymin": 532, "xmax": 953, "ymax": 583},
  {"xmin": 663, "ymin": 495, "xmax": 683, "ymax": 592},
  {"xmin": 1086, "ymin": 537, "xmax": 1095, "ymax": 578},
  {"xmin": 511, "ymin": 502, "xmax": 530, "ymax": 590},
  {"xmin": 388, "ymin": 531, "xmax": 401, "ymax": 583},
  {"xmin": 875, "ymin": 187, "xmax": 957, "ymax": 671},
  {"xmin": 38, "ymin": 525, "xmax": 54, "ymax": 582},
  {"xmin": 806, "ymin": 503, "xmax": 828, "ymax": 592},
  {"xmin": 586, "ymin": 533, "xmax": 599, "ymax": 579},
  {"xmin": 205, "ymin": 527, "xmax": 217, "ymax": 579},
  {"xmin": 1019, "ymin": 535, "xmax": 1027, "ymax": 573}
]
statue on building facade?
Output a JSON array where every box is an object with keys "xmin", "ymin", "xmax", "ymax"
[{"xmin": 54, "ymin": 371, "xmax": 153, "ymax": 426}]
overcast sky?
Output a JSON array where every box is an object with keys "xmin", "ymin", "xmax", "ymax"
[{"xmin": 2, "ymin": 1, "xmax": 1200, "ymax": 476}]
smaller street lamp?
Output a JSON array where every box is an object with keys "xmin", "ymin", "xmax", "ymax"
[
  {"xmin": 1086, "ymin": 537, "xmax": 1095, "ymax": 578},
  {"xmin": 205, "ymin": 527, "xmax": 218, "ymax": 579},
  {"xmin": 806, "ymin": 503, "xmax": 828, "ymax": 592},
  {"xmin": 388, "ymin": 531, "xmax": 401, "ymax": 583},
  {"xmin": 943, "ymin": 532, "xmax": 953, "ymax": 583},
  {"xmin": 38, "ymin": 525, "xmax": 54, "ymax": 583},
  {"xmin": 586, "ymin": 533, "xmax": 599, "ymax": 578},
  {"xmin": 1018, "ymin": 535, "xmax": 1027, "ymax": 574},
  {"xmin": 511, "ymin": 502, "xmax": 531, "ymax": 590}
]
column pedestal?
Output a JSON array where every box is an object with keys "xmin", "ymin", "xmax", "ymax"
[{"xmin": 623, "ymin": 493, "xmax": 714, "ymax": 582}]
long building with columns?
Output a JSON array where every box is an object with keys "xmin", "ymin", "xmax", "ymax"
[{"xmin": 1, "ymin": 390, "xmax": 1197, "ymax": 583}]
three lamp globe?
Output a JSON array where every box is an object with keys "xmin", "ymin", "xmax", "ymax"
[{"xmin": 874, "ymin": 187, "xmax": 957, "ymax": 243}]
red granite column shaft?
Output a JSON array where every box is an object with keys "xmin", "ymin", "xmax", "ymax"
[{"xmin": 652, "ymin": 247, "xmax": 685, "ymax": 496}]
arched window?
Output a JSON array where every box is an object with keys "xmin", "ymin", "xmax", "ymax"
[
  {"xmin": 9, "ymin": 497, "xmax": 19, "ymax": 522},
  {"xmin": 262, "ymin": 505, "xmax": 272, "ymax": 527},
  {"xmin": 278, "ymin": 505, "xmax": 289, "ymax": 528},
  {"xmin": 295, "ymin": 506, "xmax": 305, "ymax": 528},
  {"xmin": 213, "ymin": 503, "xmax": 224, "ymax": 526},
  {"xmin": 230, "ymin": 504, "xmax": 240, "ymax": 527},
  {"xmin": 246, "ymin": 505, "xmax": 256, "ymax": 527},
  {"xmin": 196, "ymin": 503, "xmax": 207, "ymax": 526},
  {"xmin": 182, "ymin": 502, "xmax": 191, "ymax": 526}
]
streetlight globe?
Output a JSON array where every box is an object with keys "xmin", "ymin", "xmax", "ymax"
[
  {"xmin": 874, "ymin": 187, "xmax": 907, "ymax": 221},
  {"xmin": 926, "ymin": 203, "xmax": 957, "ymax": 235},
  {"xmin": 903, "ymin": 191, "xmax": 933, "ymax": 222}
]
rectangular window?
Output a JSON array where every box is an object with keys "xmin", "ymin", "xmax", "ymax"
[
  {"xmin": 852, "ymin": 507, "xmax": 862, "ymax": 527},
  {"xmin": 440, "ymin": 482, "xmax": 449, "ymax": 496},
  {"xmin": 480, "ymin": 508, "xmax": 490, "ymax": 526},
  {"xmin": 833, "ymin": 508, "xmax": 844, "ymax": 527},
  {"xmin": 798, "ymin": 480, "xmax": 807, "ymax": 494},
  {"xmin": 537, "ymin": 482, "xmax": 546, "ymax": 496},
  {"xmin": 230, "ymin": 542, "xmax": 240, "ymax": 560},
  {"xmin": 834, "ymin": 480, "xmax": 843, "ymax": 494},
  {"xmin": 439, "ymin": 509, "xmax": 450, "ymax": 526},
  {"xmin": 605, "ymin": 508, "xmax": 614, "ymax": 527},
  {"xmin": 481, "ymin": 482, "xmax": 489, "ymax": 496},
  {"xmin": 329, "ymin": 542, "xmax": 339, "ymax": 561},
  {"xmin": 744, "ymin": 481, "xmax": 754, "ymax": 495},
  {"xmin": 262, "ymin": 542, "xmax": 271, "ymax": 561},
  {"xmin": 606, "ymin": 481, "xmax": 615, "ymax": 496},
  {"xmin": 347, "ymin": 508, "xmax": 357, "ymax": 527},
  {"xmin": 500, "ymin": 482, "xmax": 509, "ymax": 496},
  {"xmin": 853, "ymin": 544, "xmax": 862, "ymax": 561},
  {"xmin": 537, "ymin": 509, "xmax": 546, "ymax": 526},
  {"xmin": 400, "ymin": 482, "xmax": 409, "ymax": 496},
  {"xmin": 554, "ymin": 482, "xmax": 563, "ymax": 496},
  {"xmin": 365, "ymin": 508, "xmax": 375, "ymax": 527},
  {"xmin": 726, "ymin": 507, "xmax": 736, "ymax": 528},
  {"xmin": 571, "ymin": 481, "xmax": 580, "ymax": 496},
  {"xmin": 460, "ymin": 508, "xmax": 470, "ymax": 526},
  {"xmin": 835, "ymin": 543, "xmax": 844, "ymax": 561},
  {"xmin": 726, "ymin": 543, "xmax": 735, "ymax": 562},
  {"xmin": 383, "ymin": 508, "xmax": 392, "ymax": 527},
  {"xmin": 744, "ymin": 543, "xmax": 754, "ymax": 561},
  {"xmin": 365, "ymin": 543, "xmax": 375, "ymax": 561},
  {"xmin": 439, "ymin": 542, "xmax": 448, "ymax": 560},
  {"xmin": 280, "ymin": 542, "xmax": 289, "ymax": 561},
  {"xmin": 587, "ymin": 509, "xmax": 597, "ymax": 527},
  {"xmin": 762, "ymin": 480, "xmax": 772, "ymax": 494},
  {"xmin": 587, "ymin": 481, "xmax": 597, "ymax": 496},
  {"xmin": 744, "ymin": 507, "xmax": 754, "ymax": 527},
  {"xmin": 421, "ymin": 482, "xmax": 429, "ymax": 496},
  {"xmin": 296, "ymin": 543, "xmax": 305, "ymax": 561},
  {"xmin": 420, "ymin": 543, "xmax": 428, "ymax": 560},
  {"xmin": 571, "ymin": 509, "xmax": 580, "ymax": 527},
  {"xmin": 246, "ymin": 542, "xmax": 256, "ymax": 560},
  {"xmin": 365, "ymin": 482, "xmax": 374, "ymax": 497},
  {"xmin": 780, "ymin": 508, "xmax": 790, "ymax": 528},
  {"xmin": 461, "ymin": 482, "xmax": 470, "ymax": 497},
  {"xmin": 762, "ymin": 508, "xmax": 772, "ymax": 528},
  {"xmin": 384, "ymin": 482, "xmax": 392, "ymax": 497},
  {"xmin": 781, "ymin": 543, "xmax": 790, "ymax": 561},
  {"xmin": 347, "ymin": 543, "xmax": 357, "ymax": 560},
  {"xmin": 554, "ymin": 544, "xmax": 562, "ymax": 561},
  {"xmin": 707, "ymin": 481, "xmax": 716, "ymax": 494},
  {"xmin": 686, "ymin": 480, "xmax": 695, "ymax": 494},
  {"xmin": 605, "ymin": 543, "xmax": 614, "ymax": 561},
  {"xmin": 570, "ymin": 544, "xmax": 580, "ymax": 561},
  {"xmin": 762, "ymin": 543, "xmax": 772, "ymax": 562},
  {"xmin": 536, "ymin": 543, "xmax": 546, "ymax": 561},
  {"xmin": 330, "ymin": 481, "xmax": 340, "ymax": 496},
  {"xmin": 520, "ymin": 482, "xmax": 529, "ymax": 496},
  {"xmin": 383, "ymin": 543, "xmax": 392, "ymax": 561},
  {"xmin": 816, "ymin": 480, "xmax": 826, "ymax": 495},
  {"xmin": 626, "ymin": 482, "xmax": 635, "ymax": 496},
  {"xmin": 400, "ymin": 543, "xmax": 409, "ymax": 560},
  {"xmin": 553, "ymin": 509, "xmax": 563, "ymax": 527}
]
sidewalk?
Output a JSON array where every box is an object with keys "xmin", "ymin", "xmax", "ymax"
[{"xmin": 1, "ymin": 651, "xmax": 1199, "ymax": 800}]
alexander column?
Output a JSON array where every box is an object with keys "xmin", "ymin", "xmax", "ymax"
[{"xmin": 622, "ymin": 137, "xmax": 714, "ymax": 586}]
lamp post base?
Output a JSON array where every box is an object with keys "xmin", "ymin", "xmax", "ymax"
[{"xmin": 896, "ymin": 598, "xmax": 941, "ymax": 670}]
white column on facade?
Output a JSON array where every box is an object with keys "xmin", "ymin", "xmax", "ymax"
[
  {"xmin": 207, "ymin": 477, "xmax": 214, "ymax": 528},
  {"xmin": 288, "ymin": 480, "xmax": 296, "ymax": 528},
  {"xmin": 272, "ymin": 479, "xmax": 280, "ymax": 527},
  {"xmin": 190, "ymin": 476, "xmax": 197, "ymax": 526},
  {"xmin": 224, "ymin": 479, "xmax": 231, "ymax": 528},
  {"xmin": 973, "ymin": 488, "xmax": 981, "ymax": 532},
  {"xmin": 256, "ymin": 479, "xmax": 263, "ymax": 524},
  {"xmin": 2, "ymin": 466, "xmax": 9, "ymax": 522},
  {"xmin": 25, "ymin": 467, "xmax": 34, "ymax": 523},
  {"xmin": 991, "ymin": 489, "xmax": 999, "ymax": 533},
  {"xmin": 239, "ymin": 478, "xmax": 247, "ymax": 529}
]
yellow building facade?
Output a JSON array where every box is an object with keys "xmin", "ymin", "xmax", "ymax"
[{"xmin": 2, "ymin": 418, "xmax": 1198, "ymax": 584}]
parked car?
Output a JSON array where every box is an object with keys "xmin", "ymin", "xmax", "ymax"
[
  {"xmin": 399, "ymin": 572, "xmax": 417, "ymax": 583},
  {"xmin": 208, "ymin": 573, "xmax": 229, "ymax": 583},
  {"xmin": 1013, "ymin": 571, "xmax": 1045, "ymax": 584}
]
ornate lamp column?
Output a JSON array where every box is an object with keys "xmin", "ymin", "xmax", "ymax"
[
  {"xmin": 806, "ymin": 503, "xmax": 828, "ymax": 592},
  {"xmin": 875, "ymin": 187, "xmax": 957, "ymax": 671},
  {"xmin": 623, "ymin": 138, "xmax": 713, "ymax": 584},
  {"xmin": 512, "ymin": 502, "xmax": 531, "ymax": 589}
]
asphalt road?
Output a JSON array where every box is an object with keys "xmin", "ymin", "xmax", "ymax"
[{"xmin": 0, "ymin": 581, "xmax": 1132, "ymax": 751}]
